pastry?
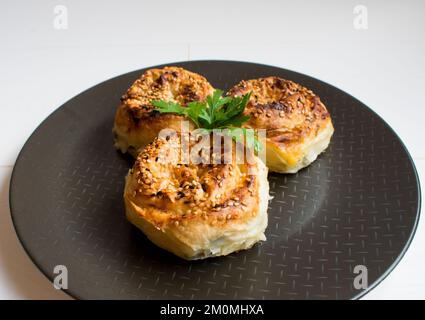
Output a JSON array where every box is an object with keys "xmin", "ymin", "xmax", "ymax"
[
  {"xmin": 114, "ymin": 66, "xmax": 214, "ymax": 156},
  {"xmin": 227, "ymin": 77, "xmax": 334, "ymax": 173},
  {"xmin": 123, "ymin": 131, "xmax": 269, "ymax": 260}
]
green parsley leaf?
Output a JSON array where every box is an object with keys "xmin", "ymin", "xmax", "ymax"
[
  {"xmin": 151, "ymin": 100, "xmax": 186, "ymax": 115},
  {"xmin": 151, "ymin": 90, "xmax": 263, "ymax": 153}
]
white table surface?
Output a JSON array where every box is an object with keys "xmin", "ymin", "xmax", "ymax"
[{"xmin": 0, "ymin": 0, "xmax": 424, "ymax": 299}]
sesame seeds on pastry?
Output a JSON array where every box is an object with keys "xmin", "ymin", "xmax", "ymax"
[
  {"xmin": 123, "ymin": 132, "xmax": 269, "ymax": 260},
  {"xmin": 113, "ymin": 66, "xmax": 214, "ymax": 156},
  {"xmin": 227, "ymin": 77, "xmax": 334, "ymax": 173}
]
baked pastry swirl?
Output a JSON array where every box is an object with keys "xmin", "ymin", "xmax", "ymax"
[
  {"xmin": 123, "ymin": 132, "xmax": 269, "ymax": 260},
  {"xmin": 114, "ymin": 66, "xmax": 214, "ymax": 156},
  {"xmin": 227, "ymin": 77, "xmax": 334, "ymax": 173}
]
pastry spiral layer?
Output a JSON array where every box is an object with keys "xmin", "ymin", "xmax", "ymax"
[
  {"xmin": 114, "ymin": 66, "xmax": 214, "ymax": 156},
  {"xmin": 123, "ymin": 132, "xmax": 269, "ymax": 260},
  {"xmin": 227, "ymin": 77, "xmax": 334, "ymax": 173}
]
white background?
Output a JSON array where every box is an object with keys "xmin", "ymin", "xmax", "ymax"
[{"xmin": 0, "ymin": 0, "xmax": 424, "ymax": 299}]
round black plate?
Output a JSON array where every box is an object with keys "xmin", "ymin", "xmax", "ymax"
[{"xmin": 10, "ymin": 61, "xmax": 421, "ymax": 300}]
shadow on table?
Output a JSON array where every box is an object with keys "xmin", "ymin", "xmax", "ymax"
[{"xmin": 0, "ymin": 168, "xmax": 71, "ymax": 300}]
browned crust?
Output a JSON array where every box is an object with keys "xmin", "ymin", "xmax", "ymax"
[
  {"xmin": 123, "ymin": 133, "xmax": 261, "ymax": 229},
  {"xmin": 227, "ymin": 77, "xmax": 332, "ymax": 149},
  {"xmin": 114, "ymin": 67, "xmax": 214, "ymax": 150}
]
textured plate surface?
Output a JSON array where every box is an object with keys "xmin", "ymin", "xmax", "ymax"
[{"xmin": 10, "ymin": 61, "xmax": 420, "ymax": 300}]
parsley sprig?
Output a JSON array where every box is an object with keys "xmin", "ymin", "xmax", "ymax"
[{"xmin": 151, "ymin": 90, "xmax": 261, "ymax": 152}]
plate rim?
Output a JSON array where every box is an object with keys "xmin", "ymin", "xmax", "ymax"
[{"xmin": 8, "ymin": 60, "xmax": 422, "ymax": 300}]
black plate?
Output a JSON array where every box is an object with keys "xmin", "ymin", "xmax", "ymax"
[{"xmin": 9, "ymin": 61, "xmax": 421, "ymax": 300}]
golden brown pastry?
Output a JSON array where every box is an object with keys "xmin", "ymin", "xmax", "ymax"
[
  {"xmin": 123, "ymin": 132, "xmax": 269, "ymax": 260},
  {"xmin": 114, "ymin": 66, "xmax": 214, "ymax": 156},
  {"xmin": 227, "ymin": 77, "xmax": 334, "ymax": 173}
]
